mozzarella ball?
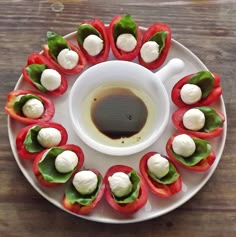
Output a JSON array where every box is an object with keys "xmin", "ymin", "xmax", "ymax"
[
  {"xmin": 83, "ymin": 34, "xmax": 104, "ymax": 56},
  {"xmin": 108, "ymin": 172, "xmax": 132, "ymax": 197},
  {"xmin": 37, "ymin": 127, "xmax": 62, "ymax": 148},
  {"xmin": 147, "ymin": 154, "xmax": 169, "ymax": 179},
  {"xmin": 57, "ymin": 48, "xmax": 79, "ymax": 69},
  {"xmin": 72, "ymin": 170, "xmax": 98, "ymax": 195},
  {"xmin": 172, "ymin": 134, "xmax": 196, "ymax": 157},
  {"xmin": 55, "ymin": 150, "xmax": 78, "ymax": 173},
  {"xmin": 40, "ymin": 69, "xmax": 61, "ymax": 91},
  {"xmin": 140, "ymin": 41, "xmax": 160, "ymax": 63},
  {"xmin": 180, "ymin": 84, "xmax": 202, "ymax": 105},
  {"xmin": 116, "ymin": 33, "xmax": 137, "ymax": 52},
  {"xmin": 183, "ymin": 108, "xmax": 205, "ymax": 131},
  {"xmin": 22, "ymin": 98, "xmax": 44, "ymax": 119}
]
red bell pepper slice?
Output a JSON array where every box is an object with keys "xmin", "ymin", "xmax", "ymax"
[
  {"xmin": 108, "ymin": 15, "xmax": 142, "ymax": 61},
  {"xmin": 139, "ymin": 152, "xmax": 182, "ymax": 198},
  {"xmin": 172, "ymin": 106, "xmax": 225, "ymax": 139},
  {"xmin": 42, "ymin": 41, "xmax": 86, "ymax": 75},
  {"xmin": 5, "ymin": 89, "xmax": 55, "ymax": 125},
  {"xmin": 171, "ymin": 72, "xmax": 222, "ymax": 107},
  {"xmin": 22, "ymin": 53, "xmax": 68, "ymax": 96},
  {"xmin": 138, "ymin": 23, "xmax": 172, "ymax": 70},
  {"xmin": 77, "ymin": 19, "xmax": 110, "ymax": 65},
  {"xmin": 16, "ymin": 122, "xmax": 68, "ymax": 160},
  {"xmin": 32, "ymin": 144, "xmax": 84, "ymax": 187},
  {"xmin": 62, "ymin": 168, "xmax": 105, "ymax": 215},
  {"xmin": 104, "ymin": 165, "xmax": 148, "ymax": 214},
  {"xmin": 166, "ymin": 133, "xmax": 216, "ymax": 172}
]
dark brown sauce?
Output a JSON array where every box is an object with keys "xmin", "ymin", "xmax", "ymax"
[{"xmin": 91, "ymin": 87, "xmax": 148, "ymax": 139}]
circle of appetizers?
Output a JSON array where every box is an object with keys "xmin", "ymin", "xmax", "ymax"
[
  {"xmin": 139, "ymin": 152, "xmax": 182, "ymax": 197},
  {"xmin": 171, "ymin": 71, "xmax": 222, "ymax": 107},
  {"xmin": 5, "ymin": 89, "xmax": 55, "ymax": 124},
  {"xmin": 104, "ymin": 165, "xmax": 148, "ymax": 214},
  {"xmin": 33, "ymin": 144, "xmax": 84, "ymax": 187},
  {"xmin": 166, "ymin": 133, "xmax": 216, "ymax": 172},
  {"xmin": 62, "ymin": 168, "xmax": 105, "ymax": 215},
  {"xmin": 16, "ymin": 122, "xmax": 68, "ymax": 160}
]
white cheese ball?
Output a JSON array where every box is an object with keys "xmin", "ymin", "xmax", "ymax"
[
  {"xmin": 72, "ymin": 170, "xmax": 98, "ymax": 195},
  {"xmin": 116, "ymin": 33, "xmax": 137, "ymax": 52},
  {"xmin": 83, "ymin": 34, "xmax": 104, "ymax": 56},
  {"xmin": 22, "ymin": 98, "xmax": 44, "ymax": 119},
  {"xmin": 180, "ymin": 84, "xmax": 202, "ymax": 105},
  {"xmin": 55, "ymin": 150, "xmax": 78, "ymax": 173},
  {"xmin": 108, "ymin": 172, "xmax": 132, "ymax": 197},
  {"xmin": 40, "ymin": 69, "xmax": 61, "ymax": 91},
  {"xmin": 37, "ymin": 127, "xmax": 62, "ymax": 148},
  {"xmin": 172, "ymin": 134, "xmax": 196, "ymax": 157},
  {"xmin": 57, "ymin": 48, "xmax": 79, "ymax": 69},
  {"xmin": 183, "ymin": 108, "xmax": 205, "ymax": 131},
  {"xmin": 147, "ymin": 154, "xmax": 169, "ymax": 179},
  {"xmin": 140, "ymin": 41, "xmax": 159, "ymax": 63}
]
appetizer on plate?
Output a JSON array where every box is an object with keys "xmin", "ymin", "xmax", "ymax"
[
  {"xmin": 166, "ymin": 133, "xmax": 216, "ymax": 172},
  {"xmin": 5, "ymin": 89, "xmax": 55, "ymax": 124},
  {"xmin": 63, "ymin": 168, "xmax": 105, "ymax": 215}
]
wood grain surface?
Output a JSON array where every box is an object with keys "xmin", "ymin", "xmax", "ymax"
[{"xmin": 0, "ymin": 0, "xmax": 235, "ymax": 236}]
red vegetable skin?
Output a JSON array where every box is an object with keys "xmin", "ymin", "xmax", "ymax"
[
  {"xmin": 171, "ymin": 72, "xmax": 222, "ymax": 107},
  {"xmin": 22, "ymin": 53, "xmax": 68, "ymax": 96},
  {"xmin": 78, "ymin": 19, "xmax": 110, "ymax": 65},
  {"xmin": 16, "ymin": 122, "xmax": 68, "ymax": 160},
  {"xmin": 138, "ymin": 23, "xmax": 171, "ymax": 70},
  {"xmin": 104, "ymin": 165, "xmax": 148, "ymax": 215},
  {"xmin": 172, "ymin": 107, "xmax": 225, "ymax": 139},
  {"xmin": 166, "ymin": 134, "xmax": 216, "ymax": 172},
  {"xmin": 62, "ymin": 169, "xmax": 105, "ymax": 215},
  {"xmin": 5, "ymin": 90, "xmax": 55, "ymax": 125},
  {"xmin": 32, "ymin": 144, "xmax": 84, "ymax": 187},
  {"xmin": 42, "ymin": 41, "xmax": 87, "ymax": 75},
  {"xmin": 108, "ymin": 15, "xmax": 142, "ymax": 61},
  {"xmin": 139, "ymin": 152, "xmax": 182, "ymax": 197}
]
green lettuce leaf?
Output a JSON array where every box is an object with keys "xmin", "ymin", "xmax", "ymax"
[{"xmin": 149, "ymin": 31, "xmax": 168, "ymax": 54}]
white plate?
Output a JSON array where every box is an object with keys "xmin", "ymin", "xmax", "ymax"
[{"xmin": 8, "ymin": 28, "xmax": 227, "ymax": 224}]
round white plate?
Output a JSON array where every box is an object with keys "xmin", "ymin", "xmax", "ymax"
[{"xmin": 8, "ymin": 28, "xmax": 227, "ymax": 224}]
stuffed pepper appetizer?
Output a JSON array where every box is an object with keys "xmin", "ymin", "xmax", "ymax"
[
  {"xmin": 16, "ymin": 122, "xmax": 68, "ymax": 160},
  {"xmin": 104, "ymin": 165, "xmax": 148, "ymax": 214},
  {"xmin": 22, "ymin": 53, "xmax": 68, "ymax": 96},
  {"xmin": 138, "ymin": 23, "xmax": 171, "ymax": 70},
  {"xmin": 172, "ymin": 106, "xmax": 225, "ymax": 138},
  {"xmin": 171, "ymin": 71, "xmax": 222, "ymax": 107},
  {"xmin": 139, "ymin": 152, "xmax": 182, "ymax": 197},
  {"xmin": 77, "ymin": 19, "xmax": 110, "ymax": 65},
  {"xmin": 108, "ymin": 15, "xmax": 142, "ymax": 61},
  {"xmin": 42, "ymin": 32, "xmax": 86, "ymax": 75},
  {"xmin": 5, "ymin": 89, "xmax": 54, "ymax": 124},
  {"xmin": 166, "ymin": 133, "xmax": 216, "ymax": 172},
  {"xmin": 62, "ymin": 168, "xmax": 105, "ymax": 215},
  {"xmin": 33, "ymin": 144, "xmax": 84, "ymax": 187}
]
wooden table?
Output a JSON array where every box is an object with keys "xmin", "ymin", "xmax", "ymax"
[{"xmin": 1, "ymin": 0, "xmax": 235, "ymax": 236}]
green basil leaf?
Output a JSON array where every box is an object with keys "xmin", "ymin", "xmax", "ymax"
[
  {"xmin": 47, "ymin": 31, "xmax": 69, "ymax": 60},
  {"xmin": 112, "ymin": 170, "xmax": 140, "ymax": 204},
  {"xmin": 147, "ymin": 163, "xmax": 179, "ymax": 184},
  {"xmin": 24, "ymin": 125, "xmax": 44, "ymax": 153},
  {"xmin": 188, "ymin": 71, "xmax": 215, "ymax": 99},
  {"xmin": 198, "ymin": 106, "xmax": 223, "ymax": 132},
  {"xmin": 77, "ymin": 24, "xmax": 102, "ymax": 46},
  {"xmin": 171, "ymin": 138, "xmax": 211, "ymax": 166},
  {"xmin": 113, "ymin": 15, "xmax": 137, "ymax": 41},
  {"xmin": 149, "ymin": 31, "xmax": 168, "ymax": 54},
  {"xmin": 26, "ymin": 64, "xmax": 47, "ymax": 92},
  {"xmin": 38, "ymin": 147, "xmax": 76, "ymax": 183},
  {"xmin": 14, "ymin": 94, "xmax": 43, "ymax": 114},
  {"xmin": 65, "ymin": 175, "xmax": 102, "ymax": 206}
]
